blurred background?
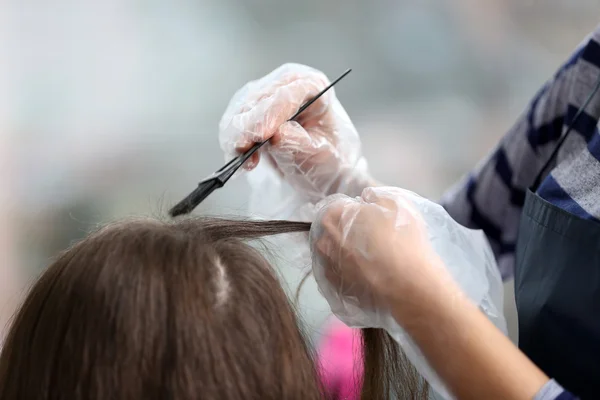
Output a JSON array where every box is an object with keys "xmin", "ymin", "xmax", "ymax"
[{"xmin": 2, "ymin": 0, "xmax": 600, "ymax": 344}]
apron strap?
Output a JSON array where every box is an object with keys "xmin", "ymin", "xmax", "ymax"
[{"xmin": 531, "ymin": 74, "xmax": 600, "ymax": 191}]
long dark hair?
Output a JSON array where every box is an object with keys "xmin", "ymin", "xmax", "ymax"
[
  {"xmin": 0, "ymin": 217, "xmax": 427, "ymax": 399},
  {"xmin": 361, "ymin": 328, "xmax": 429, "ymax": 399}
]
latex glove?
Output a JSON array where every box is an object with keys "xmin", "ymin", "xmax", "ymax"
[{"xmin": 219, "ymin": 63, "xmax": 372, "ymax": 202}]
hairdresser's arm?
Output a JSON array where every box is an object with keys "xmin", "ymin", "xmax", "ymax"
[
  {"xmin": 388, "ymin": 258, "xmax": 574, "ymax": 400},
  {"xmin": 312, "ymin": 187, "xmax": 578, "ymax": 399}
]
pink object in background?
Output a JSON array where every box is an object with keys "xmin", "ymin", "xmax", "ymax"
[{"xmin": 317, "ymin": 317, "xmax": 363, "ymax": 400}]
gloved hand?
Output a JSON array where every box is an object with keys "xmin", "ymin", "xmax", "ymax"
[
  {"xmin": 310, "ymin": 187, "xmax": 451, "ymax": 319},
  {"xmin": 219, "ymin": 63, "xmax": 373, "ymax": 202}
]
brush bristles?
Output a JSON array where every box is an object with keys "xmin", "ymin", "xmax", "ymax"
[{"xmin": 169, "ymin": 181, "xmax": 218, "ymax": 217}]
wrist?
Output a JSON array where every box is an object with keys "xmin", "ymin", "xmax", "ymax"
[
  {"xmin": 385, "ymin": 256, "xmax": 465, "ymax": 330},
  {"xmin": 338, "ymin": 157, "xmax": 378, "ymax": 197}
]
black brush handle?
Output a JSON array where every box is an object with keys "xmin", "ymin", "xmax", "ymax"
[{"xmin": 169, "ymin": 181, "xmax": 218, "ymax": 217}]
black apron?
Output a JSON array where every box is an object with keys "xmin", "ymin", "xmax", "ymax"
[{"xmin": 514, "ymin": 78, "xmax": 600, "ymax": 399}]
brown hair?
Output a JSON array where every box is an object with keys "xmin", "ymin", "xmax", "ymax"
[
  {"xmin": 361, "ymin": 329, "xmax": 429, "ymax": 399},
  {"xmin": 0, "ymin": 217, "xmax": 427, "ymax": 399}
]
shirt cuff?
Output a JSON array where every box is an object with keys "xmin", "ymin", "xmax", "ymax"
[{"xmin": 533, "ymin": 379, "xmax": 568, "ymax": 400}]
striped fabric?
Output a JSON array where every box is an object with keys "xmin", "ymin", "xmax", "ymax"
[{"xmin": 441, "ymin": 25, "xmax": 600, "ymax": 280}]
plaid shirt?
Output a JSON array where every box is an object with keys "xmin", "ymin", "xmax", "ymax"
[{"xmin": 442, "ymin": 25, "xmax": 600, "ymax": 281}]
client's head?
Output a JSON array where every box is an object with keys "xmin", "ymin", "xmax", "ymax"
[{"xmin": 0, "ymin": 217, "xmax": 320, "ymax": 400}]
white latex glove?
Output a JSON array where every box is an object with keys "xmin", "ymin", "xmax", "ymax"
[{"xmin": 219, "ymin": 63, "xmax": 372, "ymax": 202}]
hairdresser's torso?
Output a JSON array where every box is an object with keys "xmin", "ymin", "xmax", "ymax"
[{"xmin": 442, "ymin": 25, "xmax": 600, "ymax": 399}]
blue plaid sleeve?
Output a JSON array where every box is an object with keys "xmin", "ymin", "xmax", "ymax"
[{"xmin": 440, "ymin": 28, "xmax": 599, "ymax": 280}]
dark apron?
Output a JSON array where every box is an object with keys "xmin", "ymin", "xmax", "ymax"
[
  {"xmin": 515, "ymin": 190, "xmax": 600, "ymax": 398},
  {"xmin": 514, "ymin": 79, "xmax": 600, "ymax": 399}
]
